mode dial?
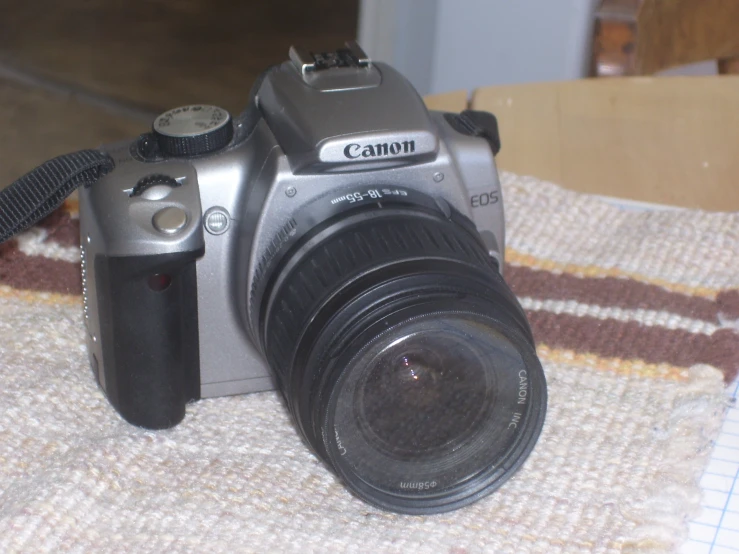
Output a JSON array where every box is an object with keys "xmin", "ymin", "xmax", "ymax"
[{"xmin": 152, "ymin": 105, "xmax": 233, "ymax": 157}]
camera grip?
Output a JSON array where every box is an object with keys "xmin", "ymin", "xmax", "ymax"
[{"xmin": 94, "ymin": 250, "xmax": 202, "ymax": 429}]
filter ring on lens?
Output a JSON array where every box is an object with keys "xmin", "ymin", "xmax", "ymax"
[{"xmin": 317, "ymin": 303, "xmax": 545, "ymax": 515}]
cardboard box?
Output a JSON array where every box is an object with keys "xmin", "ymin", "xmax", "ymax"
[{"xmin": 425, "ymin": 76, "xmax": 739, "ymax": 212}]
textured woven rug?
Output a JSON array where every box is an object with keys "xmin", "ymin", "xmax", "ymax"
[{"xmin": 0, "ymin": 172, "xmax": 735, "ymax": 553}]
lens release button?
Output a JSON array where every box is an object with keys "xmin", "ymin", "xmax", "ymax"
[
  {"xmin": 204, "ymin": 207, "xmax": 231, "ymax": 235},
  {"xmin": 153, "ymin": 207, "xmax": 188, "ymax": 235}
]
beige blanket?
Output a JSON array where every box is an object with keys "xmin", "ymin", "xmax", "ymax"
[{"xmin": 0, "ymin": 173, "xmax": 734, "ymax": 553}]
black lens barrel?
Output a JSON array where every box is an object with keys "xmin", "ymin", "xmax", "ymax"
[
  {"xmin": 262, "ymin": 205, "xmax": 523, "ymax": 377},
  {"xmin": 258, "ymin": 203, "xmax": 546, "ymax": 513}
]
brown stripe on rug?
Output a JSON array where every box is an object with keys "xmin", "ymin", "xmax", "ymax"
[
  {"xmin": 506, "ymin": 264, "xmax": 721, "ymax": 322},
  {"xmin": 2, "ymin": 210, "xmax": 738, "ymax": 383},
  {"xmin": 0, "ymin": 239, "xmax": 81, "ymax": 295},
  {"xmin": 527, "ymin": 311, "xmax": 739, "ymax": 383},
  {"xmin": 36, "ymin": 209, "xmax": 80, "ymax": 248},
  {"xmin": 506, "ymin": 249, "xmax": 719, "ymax": 299}
]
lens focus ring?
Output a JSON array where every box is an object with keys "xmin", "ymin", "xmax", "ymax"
[{"xmin": 263, "ymin": 210, "xmax": 500, "ymax": 381}]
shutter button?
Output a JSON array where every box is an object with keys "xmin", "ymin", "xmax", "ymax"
[{"xmin": 153, "ymin": 207, "xmax": 188, "ymax": 234}]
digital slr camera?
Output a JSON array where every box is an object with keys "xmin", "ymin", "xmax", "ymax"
[{"xmin": 79, "ymin": 43, "xmax": 547, "ymax": 514}]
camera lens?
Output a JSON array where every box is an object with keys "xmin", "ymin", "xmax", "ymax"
[{"xmin": 257, "ymin": 201, "xmax": 546, "ymax": 514}]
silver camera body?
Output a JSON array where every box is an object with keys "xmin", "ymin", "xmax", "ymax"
[
  {"xmin": 76, "ymin": 44, "xmax": 548, "ymax": 515},
  {"xmin": 80, "ymin": 43, "xmax": 505, "ymax": 410}
]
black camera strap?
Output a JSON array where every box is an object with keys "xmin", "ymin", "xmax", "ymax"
[{"xmin": 0, "ymin": 149, "xmax": 115, "ymax": 243}]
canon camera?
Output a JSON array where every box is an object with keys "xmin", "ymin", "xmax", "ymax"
[{"xmin": 78, "ymin": 43, "xmax": 547, "ymax": 514}]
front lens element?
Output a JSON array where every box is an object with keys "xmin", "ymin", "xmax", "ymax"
[
  {"xmin": 359, "ymin": 325, "xmax": 492, "ymax": 459},
  {"xmin": 327, "ymin": 312, "xmax": 541, "ymax": 511}
]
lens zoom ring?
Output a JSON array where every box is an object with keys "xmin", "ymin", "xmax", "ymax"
[{"xmin": 265, "ymin": 215, "xmax": 497, "ymax": 379}]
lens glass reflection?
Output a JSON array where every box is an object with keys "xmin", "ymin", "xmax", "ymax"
[
  {"xmin": 359, "ymin": 333, "xmax": 489, "ymax": 459},
  {"xmin": 330, "ymin": 314, "xmax": 530, "ymax": 497}
]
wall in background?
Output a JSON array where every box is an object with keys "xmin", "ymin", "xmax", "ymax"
[
  {"xmin": 358, "ymin": 0, "xmax": 600, "ymax": 96},
  {"xmin": 357, "ymin": 0, "xmax": 439, "ymax": 95}
]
